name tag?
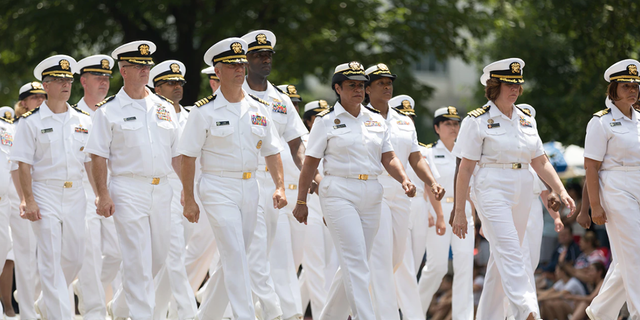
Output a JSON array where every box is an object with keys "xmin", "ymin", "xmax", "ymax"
[
  {"xmin": 333, "ymin": 124, "xmax": 346, "ymax": 129},
  {"xmin": 487, "ymin": 123, "xmax": 500, "ymax": 129},
  {"xmin": 435, "ymin": 155, "xmax": 445, "ymax": 158},
  {"xmin": 41, "ymin": 128, "xmax": 53, "ymax": 133},
  {"xmin": 610, "ymin": 122, "xmax": 622, "ymax": 127},
  {"xmin": 216, "ymin": 121, "xmax": 230, "ymax": 126},
  {"xmin": 124, "ymin": 116, "xmax": 137, "ymax": 122}
]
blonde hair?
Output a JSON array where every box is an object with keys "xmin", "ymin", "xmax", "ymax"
[{"xmin": 14, "ymin": 101, "xmax": 27, "ymax": 118}]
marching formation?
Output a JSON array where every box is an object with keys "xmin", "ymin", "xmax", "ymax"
[{"xmin": 0, "ymin": 29, "xmax": 639, "ymax": 320}]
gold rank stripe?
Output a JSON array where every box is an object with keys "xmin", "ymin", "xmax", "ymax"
[
  {"xmin": 248, "ymin": 45, "xmax": 273, "ymax": 51},
  {"xmin": 83, "ymin": 68, "xmax": 113, "ymax": 74},
  {"xmin": 490, "ymin": 74, "xmax": 523, "ymax": 79},
  {"xmin": 213, "ymin": 55, "xmax": 247, "ymax": 63},
  {"xmin": 42, "ymin": 70, "xmax": 74, "ymax": 76},
  {"xmin": 154, "ymin": 74, "xmax": 185, "ymax": 82}
]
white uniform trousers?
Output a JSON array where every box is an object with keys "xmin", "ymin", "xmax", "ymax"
[
  {"xmin": 369, "ymin": 178, "xmax": 413, "ymax": 320},
  {"xmin": 472, "ymin": 168, "xmax": 539, "ymax": 320},
  {"xmin": 395, "ymin": 194, "xmax": 429, "ymax": 320},
  {"xmin": 418, "ymin": 201, "xmax": 474, "ymax": 320},
  {"xmin": 269, "ymin": 186, "xmax": 305, "ymax": 320},
  {"xmin": 586, "ymin": 223, "xmax": 625, "ymax": 320},
  {"xmin": 245, "ymin": 170, "xmax": 282, "ymax": 320},
  {"xmin": 0, "ymin": 192, "xmax": 10, "ymax": 317},
  {"xmin": 8, "ymin": 184, "xmax": 40, "ymax": 320},
  {"xmin": 109, "ymin": 175, "xmax": 173, "ymax": 320},
  {"xmin": 152, "ymin": 178, "xmax": 197, "ymax": 320},
  {"xmin": 318, "ymin": 176, "xmax": 383, "ymax": 320},
  {"xmin": 590, "ymin": 170, "xmax": 640, "ymax": 318},
  {"xmin": 196, "ymin": 174, "xmax": 259, "ymax": 320},
  {"xmin": 31, "ymin": 181, "xmax": 86, "ymax": 320},
  {"xmin": 76, "ymin": 183, "xmax": 122, "ymax": 320},
  {"xmin": 299, "ymin": 193, "xmax": 335, "ymax": 318},
  {"xmin": 183, "ymin": 199, "xmax": 217, "ymax": 293}
]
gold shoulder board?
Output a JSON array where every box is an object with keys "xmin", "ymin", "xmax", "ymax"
[
  {"xmin": 96, "ymin": 95, "xmax": 116, "ymax": 108},
  {"xmin": 155, "ymin": 93, "xmax": 174, "ymax": 105},
  {"xmin": 248, "ymin": 94, "xmax": 269, "ymax": 105},
  {"xmin": 516, "ymin": 106, "xmax": 532, "ymax": 117},
  {"xmin": 71, "ymin": 106, "xmax": 90, "ymax": 116},
  {"xmin": 365, "ymin": 105, "xmax": 381, "ymax": 114},
  {"xmin": 317, "ymin": 107, "xmax": 334, "ymax": 117},
  {"xmin": 0, "ymin": 117, "xmax": 12, "ymax": 124},
  {"xmin": 195, "ymin": 94, "xmax": 217, "ymax": 108},
  {"xmin": 22, "ymin": 107, "xmax": 40, "ymax": 118},
  {"xmin": 593, "ymin": 108, "xmax": 610, "ymax": 117}
]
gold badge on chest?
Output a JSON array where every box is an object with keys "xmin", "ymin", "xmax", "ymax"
[
  {"xmin": 334, "ymin": 119, "xmax": 341, "ymax": 125},
  {"xmin": 257, "ymin": 140, "xmax": 263, "ymax": 149}
]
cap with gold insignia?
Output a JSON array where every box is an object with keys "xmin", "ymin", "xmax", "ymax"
[
  {"xmin": 33, "ymin": 55, "xmax": 77, "ymax": 81},
  {"xmin": 365, "ymin": 63, "xmax": 397, "ymax": 85},
  {"xmin": 277, "ymin": 84, "xmax": 302, "ymax": 102},
  {"xmin": 201, "ymin": 66, "xmax": 219, "ymax": 80},
  {"xmin": 433, "ymin": 106, "xmax": 461, "ymax": 123},
  {"xmin": 604, "ymin": 59, "xmax": 640, "ymax": 83},
  {"xmin": 75, "ymin": 54, "xmax": 114, "ymax": 77},
  {"xmin": 332, "ymin": 61, "xmax": 368, "ymax": 86},
  {"xmin": 516, "ymin": 103, "xmax": 536, "ymax": 118},
  {"xmin": 241, "ymin": 30, "xmax": 276, "ymax": 53},
  {"xmin": 19, "ymin": 81, "xmax": 47, "ymax": 100},
  {"xmin": 0, "ymin": 106, "xmax": 14, "ymax": 120},
  {"xmin": 480, "ymin": 58, "xmax": 525, "ymax": 86},
  {"xmin": 303, "ymin": 100, "xmax": 330, "ymax": 115},
  {"xmin": 203, "ymin": 38, "xmax": 248, "ymax": 67},
  {"xmin": 111, "ymin": 40, "xmax": 156, "ymax": 66},
  {"xmin": 389, "ymin": 95, "xmax": 415, "ymax": 116},
  {"xmin": 148, "ymin": 60, "xmax": 186, "ymax": 88}
]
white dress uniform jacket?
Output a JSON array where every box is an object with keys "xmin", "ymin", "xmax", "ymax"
[
  {"xmin": 306, "ymin": 102, "xmax": 393, "ymax": 320},
  {"xmin": 455, "ymin": 101, "xmax": 544, "ymax": 320},
  {"xmin": 0, "ymin": 117, "xmax": 14, "ymax": 318}
]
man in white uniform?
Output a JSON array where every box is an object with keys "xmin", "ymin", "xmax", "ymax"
[
  {"xmin": 71, "ymin": 54, "xmax": 123, "ymax": 320},
  {"xmin": 179, "ymin": 37, "xmax": 287, "ymax": 320},
  {"xmin": 240, "ymin": 30, "xmax": 308, "ymax": 320},
  {"xmin": 12, "ymin": 55, "xmax": 92, "ymax": 320},
  {"xmin": 0, "ymin": 109, "xmax": 14, "ymax": 320},
  {"xmin": 147, "ymin": 59, "xmax": 198, "ymax": 320},
  {"xmin": 84, "ymin": 40, "xmax": 182, "ymax": 320}
]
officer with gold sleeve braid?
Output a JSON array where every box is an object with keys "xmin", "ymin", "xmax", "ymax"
[
  {"xmin": 11, "ymin": 55, "xmax": 92, "ymax": 320},
  {"xmin": 240, "ymin": 29, "xmax": 308, "ymax": 320},
  {"xmin": 179, "ymin": 37, "xmax": 286, "ymax": 320}
]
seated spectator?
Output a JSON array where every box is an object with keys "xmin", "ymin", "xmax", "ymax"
[
  {"xmin": 540, "ymin": 227, "xmax": 581, "ymax": 274},
  {"xmin": 567, "ymin": 231, "xmax": 609, "ymax": 284},
  {"xmin": 565, "ymin": 262, "xmax": 607, "ymax": 320},
  {"xmin": 538, "ymin": 263, "xmax": 587, "ymax": 320},
  {"xmin": 427, "ymin": 274, "xmax": 453, "ymax": 320}
]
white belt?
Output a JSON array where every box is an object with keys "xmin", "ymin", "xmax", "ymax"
[
  {"xmin": 603, "ymin": 166, "xmax": 640, "ymax": 172},
  {"xmin": 479, "ymin": 163, "xmax": 529, "ymax": 169},
  {"xmin": 112, "ymin": 174, "xmax": 168, "ymax": 185},
  {"xmin": 203, "ymin": 170, "xmax": 255, "ymax": 179},
  {"xmin": 33, "ymin": 179, "xmax": 83, "ymax": 188},
  {"xmin": 328, "ymin": 174, "xmax": 378, "ymax": 181}
]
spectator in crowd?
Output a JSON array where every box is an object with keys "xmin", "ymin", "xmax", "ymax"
[
  {"xmin": 540, "ymin": 227, "xmax": 581, "ymax": 275},
  {"xmin": 538, "ymin": 263, "xmax": 587, "ymax": 319},
  {"xmin": 567, "ymin": 231, "xmax": 609, "ymax": 284},
  {"xmin": 566, "ymin": 262, "xmax": 607, "ymax": 319},
  {"xmin": 472, "ymin": 263, "xmax": 485, "ymax": 315},
  {"xmin": 426, "ymin": 274, "xmax": 453, "ymax": 320}
]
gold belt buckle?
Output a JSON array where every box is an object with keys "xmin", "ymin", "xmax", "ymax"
[
  {"xmin": 242, "ymin": 172, "xmax": 252, "ymax": 179},
  {"xmin": 512, "ymin": 163, "xmax": 522, "ymax": 169},
  {"xmin": 265, "ymin": 166, "xmax": 269, "ymax": 172},
  {"xmin": 63, "ymin": 181, "xmax": 73, "ymax": 188},
  {"xmin": 288, "ymin": 184, "xmax": 297, "ymax": 190},
  {"xmin": 358, "ymin": 174, "xmax": 368, "ymax": 181},
  {"xmin": 152, "ymin": 177, "xmax": 160, "ymax": 185},
  {"xmin": 446, "ymin": 197, "xmax": 454, "ymax": 203}
]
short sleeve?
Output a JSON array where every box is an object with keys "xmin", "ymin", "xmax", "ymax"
[
  {"xmin": 178, "ymin": 107, "xmax": 208, "ymax": 158},
  {"xmin": 260, "ymin": 117, "xmax": 284, "ymax": 157},
  {"xmin": 423, "ymin": 147, "xmax": 440, "ymax": 180},
  {"xmin": 409, "ymin": 124, "xmax": 420, "ymax": 154},
  {"xmin": 282, "ymin": 98, "xmax": 309, "ymax": 142},
  {"xmin": 170, "ymin": 110, "xmax": 180, "ymax": 158},
  {"xmin": 456, "ymin": 117, "xmax": 483, "ymax": 161},
  {"xmin": 530, "ymin": 118, "xmax": 545, "ymax": 159},
  {"xmin": 305, "ymin": 117, "xmax": 328, "ymax": 159},
  {"xmin": 84, "ymin": 108, "xmax": 112, "ymax": 159},
  {"xmin": 552, "ymin": 280, "xmax": 563, "ymax": 292},
  {"xmin": 583, "ymin": 117, "xmax": 608, "ymax": 161},
  {"xmin": 381, "ymin": 122, "xmax": 394, "ymax": 154},
  {"xmin": 10, "ymin": 120, "xmax": 36, "ymax": 165}
]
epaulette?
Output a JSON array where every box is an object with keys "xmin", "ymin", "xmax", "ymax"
[
  {"xmin": 392, "ymin": 107, "xmax": 411, "ymax": 117},
  {"xmin": 516, "ymin": 106, "xmax": 532, "ymax": 117},
  {"xmin": 317, "ymin": 107, "xmax": 334, "ymax": 117},
  {"xmin": 96, "ymin": 95, "xmax": 116, "ymax": 108},
  {"xmin": 155, "ymin": 93, "xmax": 174, "ymax": 105},
  {"xmin": 248, "ymin": 94, "xmax": 269, "ymax": 105},
  {"xmin": 273, "ymin": 84, "xmax": 287, "ymax": 95},
  {"xmin": 70, "ymin": 103, "xmax": 78, "ymax": 108},
  {"xmin": 195, "ymin": 94, "xmax": 216, "ymax": 108},
  {"xmin": 365, "ymin": 105, "xmax": 381, "ymax": 114},
  {"xmin": 0, "ymin": 117, "xmax": 12, "ymax": 124},
  {"xmin": 593, "ymin": 108, "xmax": 610, "ymax": 118},
  {"xmin": 419, "ymin": 141, "xmax": 437, "ymax": 148},
  {"xmin": 71, "ymin": 105, "xmax": 90, "ymax": 116},
  {"xmin": 467, "ymin": 105, "xmax": 490, "ymax": 118},
  {"xmin": 21, "ymin": 107, "xmax": 40, "ymax": 118}
]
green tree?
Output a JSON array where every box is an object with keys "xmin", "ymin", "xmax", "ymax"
[
  {"xmin": 0, "ymin": 0, "xmax": 488, "ymax": 123},
  {"xmin": 475, "ymin": 0, "xmax": 640, "ymax": 145}
]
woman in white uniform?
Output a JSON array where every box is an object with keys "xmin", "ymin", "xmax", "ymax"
[
  {"xmin": 583, "ymin": 59, "xmax": 640, "ymax": 319},
  {"xmin": 293, "ymin": 61, "xmax": 416, "ymax": 320},
  {"xmin": 417, "ymin": 106, "xmax": 475, "ymax": 320},
  {"xmin": 451, "ymin": 58, "xmax": 574, "ymax": 320},
  {"xmin": 364, "ymin": 63, "xmax": 444, "ymax": 320}
]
